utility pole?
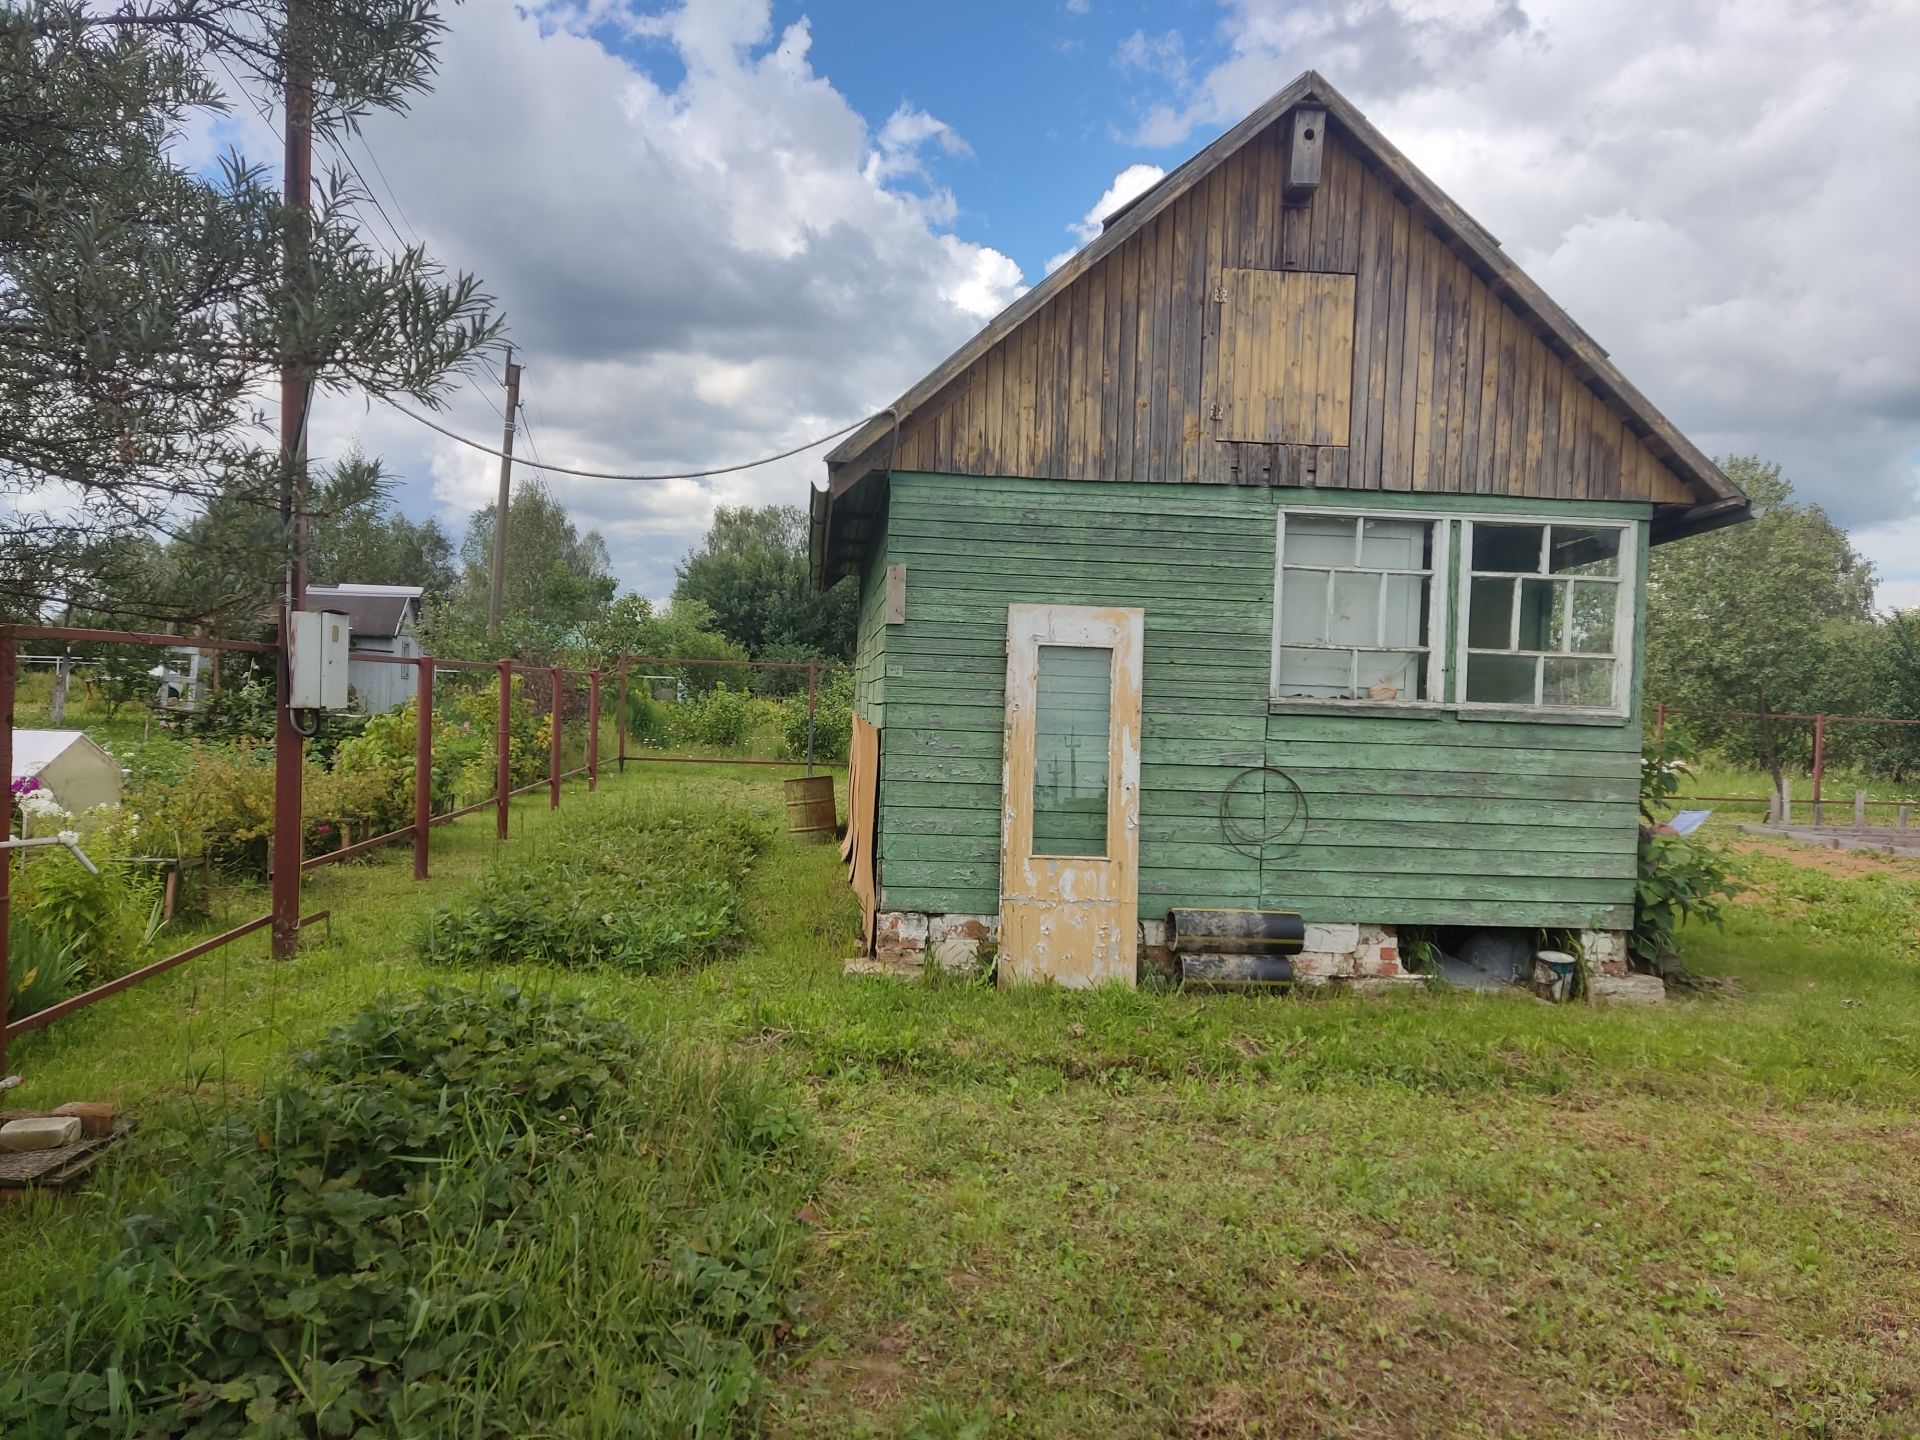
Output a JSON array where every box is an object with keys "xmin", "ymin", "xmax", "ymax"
[
  {"xmin": 487, "ymin": 348, "xmax": 522, "ymax": 642},
  {"xmin": 271, "ymin": 7, "xmax": 313, "ymax": 961}
]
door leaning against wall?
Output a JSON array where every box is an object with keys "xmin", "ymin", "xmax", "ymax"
[{"xmin": 999, "ymin": 604, "xmax": 1143, "ymax": 987}]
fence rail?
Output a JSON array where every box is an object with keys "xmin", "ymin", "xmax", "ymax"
[
  {"xmin": 1651, "ymin": 704, "xmax": 1920, "ymax": 828},
  {"xmin": 1, "ymin": 633, "xmax": 844, "ymax": 1074}
]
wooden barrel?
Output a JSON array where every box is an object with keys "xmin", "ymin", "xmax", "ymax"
[{"xmin": 783, "ymin": 775, "xmax": 837, "ymax": 843}]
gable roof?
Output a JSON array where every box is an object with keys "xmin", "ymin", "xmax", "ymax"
[
  {"xmin": 306, "ymin": 583, "xmax": 422, "ymax": 640},
  {"xmin": 815, "ymin": 70, "xmax": 1746, "ymax": 583}
]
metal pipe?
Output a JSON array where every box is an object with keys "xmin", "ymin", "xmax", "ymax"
[
  {"xmin": 616, "ymin": 663, "xmax": 628, "ymax": 773},
  {"xmin": 1811, "ymin": 713, "xmax": 1826, "ymax": 826},
  {"xmin": 588, "ymin": 669, "xmax": 600, "ymax": 792},
  {"xmin": 805, "ymin": 661, "xmax": 817, "ymax": 777},
  {"xmin": 621, "ymin": 755, "xmax": 847, "ymax": 768},
  {"xmin": 7, "ymin": 624, "xmax": 274, "ymax": 654},
  {"xmin": 496, "ymin": 659, "xmax": 512, "ymax": 841},
  {"xmin": 414, "ymin": 657, "xmax": 434, "ymax": 878},
  {"xmin": 548, "ymin": 665, "xmax": 562, "ymax": 810},
  {"xmin": 301, "ymin": 824, "xmax": 416, "ymax": 870}
]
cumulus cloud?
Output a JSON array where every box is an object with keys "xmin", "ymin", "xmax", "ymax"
[
  {"xmin": 1045, "ymin": 161, "xmax": 1167, "ymax": 273},
  {"xmin": 1113, "ymin": 0, "xmax": 1920, "ymax": 606},
  {"xmin": 305, "ymin": 0, "xmax": 1022, "ymax": 596}
]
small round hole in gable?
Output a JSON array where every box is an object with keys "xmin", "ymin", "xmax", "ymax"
[{"xmin": 1303, "ymin": 127, "xmax": 1316, "ymax": 141}]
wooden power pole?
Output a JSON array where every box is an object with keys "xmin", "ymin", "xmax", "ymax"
[
  {"xmin": 270, "ymin": 11, "xmax": 313, "ymax": 961},
  {"xmin": 487, "ymin": 348, "xmax": 522, "ymax": 642}
]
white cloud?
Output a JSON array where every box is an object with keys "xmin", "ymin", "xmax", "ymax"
[
  {"xmin": 1114, "ymin": 0, "xmax": 1920, "ymax": 607},
  {"xmin": 303, "ymin": 0, "xmax": 1022, "ymax": 595},
  {"xmin": 1045, "ymin": 161, "xmax": 1167, "ymax": 273}
]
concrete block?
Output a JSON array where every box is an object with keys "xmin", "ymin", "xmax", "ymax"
[
  {"xmin": 930, "ymin": 936, "xmax": 980, "ymax": 973},
  {"xmin": 873, "ymin": 911, "xmax": 929, "ymax": 960},
  {"xmin": 928, "ymin": 913, "xmax": 996, "ymax": 944},
  {"xmin": 1589, "ymin": 973, "xmax": 1665, "ymax": 1006},
  {"xmin": 1303, "ymin": 923, "xmax": 1359, "ymax": 953},
  {"xmin": 0, "ymin": 1116, "xmax": 81, "ymax": 1152},
  {"xmin": 1140, "ymin": 918, "xmax": 1168, "ymax": 948}
]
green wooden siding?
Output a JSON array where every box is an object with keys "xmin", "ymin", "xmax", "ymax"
[
  {"xmin": 874, "ymin": 472, "xmax": 1647, "ymax": 930},
  {"xmin": 852, "ymin": 527, "xmax": 889, "ymax": 727}
]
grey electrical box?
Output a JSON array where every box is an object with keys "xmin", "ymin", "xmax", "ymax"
[{"xmin": 288, "ymin": 609, "xmax": 351, "ymax": 711}]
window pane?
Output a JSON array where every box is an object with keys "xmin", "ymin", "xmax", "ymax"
[
  {"xmin": 1519, "ymin": 578, "xmax": 1558, "ymax": 651},
  {"xmin": 1466, "ymin": 653, "xmax": 1536, "ymax": 704},
  {"xmin": 1329, "ymin": 571, "xmax": 1380, "ymax": 646},
  {"xmin": 1468, "ymin": 576, "xmax": 1515, "ymax": 649},
  {"xmin": 1278, "ymin": 646, "xmax": 1354, "ymax": 699},
  {"xmin": 1543, "ymin": 656, "xmax": 1613, "ymax": 708},
  {"xmin": 1283, "ymin": 514, "xmax": 1356, "ymax": 566},
  {"xmin": 1471, "ymin": 522, "xmax": 1544, "ymax": 573},
  {"xmin": 1381, "ymin": 573, "xmax": 1426, "ymax": 649},
  {"xmin": 1359, "ymin": 517, "xmax": 1428, "ymax": 569},
  {"xmin": 1549, "ymin": 526, "xmax": 1622, "ymax": 577},
  {"xmin": 1032, "ymin": 646, "xmax": 1110, "ymax": 857},
  {"xmin": 1279, "ymin": 569, "xmax": 1328, "ymax": 645},
  {"xmin": 1358, "ymin": 651, "xmax": 1420, "ymax": 701},
  {"xmin": 1568, "ymin": 581, "xmax": 1617, "ymax": 654}
]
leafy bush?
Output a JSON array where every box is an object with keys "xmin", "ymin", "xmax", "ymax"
[
  {"xmin": 0, "ymin": 985, "xmax": 809, "ymax": 1438},
  {"xmin": 1633, "ymin": 739, "xmax": 1743, "ymax": 975},
  {"xmin": 10, "ymin": 815, "xmax": 161, "ymax": 982},
  {"xmin": 419, "ymin": 796, "xmax": 773, "ymax": 974},
  {"xmin": 669, "ymin": 681, "xmax": 755, "ymax": 749},
  {"xmin": 779, "ymin": 669, "xmax": 854, "ymax": 763},
  {"xmin": 5, "ymin": 916, "xmax": 84, "ymax": 1019}
]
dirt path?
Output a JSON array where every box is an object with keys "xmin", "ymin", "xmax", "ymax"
[{"xmin": 1724, "ymin": 832, "xmax": 1920, "ymax": 881}]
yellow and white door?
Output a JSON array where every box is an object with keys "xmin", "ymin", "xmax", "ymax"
[{"xmin": 999, "ymin": 604, "xmax": 1143, "ymax": 987}]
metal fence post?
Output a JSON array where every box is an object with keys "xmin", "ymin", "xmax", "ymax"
[
  {"xmin": 805, "ymin": 661, "xmax": 817, "ymax": 777},
  {"xmin": 496, "ymin": 659, "xmax": 512, "ymax": 841},
  {"xmin": 616, "ymin": 663, "xmax": 628, "ymax": 773},
  {"xmin": 270, "ymin": 616, "xmax": 304, "ymax": 959},
  {"xmin": 588, "ymin": 669, "xmax": 600, "ymax": 791},
  {"xmin": 1811, "ymin": 713, "xmax": 1826, "ymax": 827},
  {"xmin": 0, "ymin": 628, "xmax": 15, "ymax": 1077},
  {"xmin": 1653, "ymin": 703, "xmax": 1666, "ymax": 743},
  {"xmin": 549, "ymin": 665, "xmax": 562, "ymax": 809},
  {"xmin": 413, "ymin": 656, "xmax": 434, "ymax": 880}
]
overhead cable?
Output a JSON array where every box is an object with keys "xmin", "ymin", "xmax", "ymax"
[{"xmin": 379, "ymin": 396, "xmax": 877, "ymax": 481}]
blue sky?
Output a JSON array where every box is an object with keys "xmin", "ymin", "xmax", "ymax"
[{"xmin": 272, "ymin": 0, "xmax": 1918, "ymax": 609}]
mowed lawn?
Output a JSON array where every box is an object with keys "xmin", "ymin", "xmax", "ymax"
[{"xmin": 3, "ymin": 768, "xmax": 1917, "ymax": 1438}]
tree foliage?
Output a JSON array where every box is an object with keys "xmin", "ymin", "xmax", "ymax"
[
  {"xmin": 1645, "ymin": 458, "xmax": 1880, "ymax": 781},
  {"xmin": 671, "ymin": 504, "xmax": 855, "ymax": 666},
  {"xmin": 0, "ymin": 0, "xmax": 498, "ymax": 619}
]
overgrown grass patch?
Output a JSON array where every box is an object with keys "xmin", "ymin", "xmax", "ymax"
[
  {"xmin": 1, "ymin": 984, "xmax": 811, "ymax": 1439},
  {"xmin": 417, "ymin": 790, "xmax": 774, "ymax": 973}
]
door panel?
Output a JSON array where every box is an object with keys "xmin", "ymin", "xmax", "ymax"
[{"xmin": 1000, "ymin": 605, "xmax": 1143, "ymax": 987}]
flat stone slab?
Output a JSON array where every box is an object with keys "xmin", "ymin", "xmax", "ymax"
[
  {"xmin": 1739, "ymin": 823, "xmax": 1920, "ymax": 857},
  {"xmin": 1589, "ymin": 973, "xmax": 1666, "ymax": 1006}
]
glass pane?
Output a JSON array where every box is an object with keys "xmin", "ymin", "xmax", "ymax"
[
  {"xmin": 1358, "ymin": 651, "xmax": 1420, "ymax": 702},
  {"xmin": 1359, "ymin": 517, "xmax": 1429, "ymax": 569},
  {"xmin": 1283, "ymin": 514, "xmax": 1356, "ymax": 566},
  {"xmin": 1032, "ymin": 646, "xmax": 1111, "ymax": 857},
  {"xmin": 1568, "ymin": 581, "xmax": 1617, "ymax": 654},
  {"xmin": 1465, "ymin": 653, "xmax": 1536, "ymax": 704},
  {"xmin": 1471, "ymin": 522, "xmax": 1544, "ymax": 574},
  {"xmin": 1468, "ymin": 576, "xmax": 1515, "ymax": 650},
  {"xmin": 1278, "ymin": 646, "xmax": 1354, "ymax": 699},
  {"xmin": 1519, "ymin": 578, "xmax": 1558, "ymax": 651},
  {"xmin": 1549, "ymin": 526, "xmax": 1622, "ymax": 577},
  {"xmin": 1279, "ymin": 569, "xmax": 1328, "ymax": 645},
  {"xmin": 1543, "ymin": 656, "xmax": 1614, "ymax": 708},
  {"xmin": 1329, "ymin": 572, "xmax": 1380, "ymax": 646},
  {"xmin": 1381, "ymin": 573, "xmax": 1427, "ymax": 649}
]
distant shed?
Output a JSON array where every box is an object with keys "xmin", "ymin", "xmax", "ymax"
[{"xmin": 12, "ymin": 729, "xmax": 122, "ymax": 814}]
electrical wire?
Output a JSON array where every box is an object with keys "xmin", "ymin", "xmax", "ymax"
[
  {"xmin": 378, "ymin": 397, "xmax": 879, "ymax": 481},
  {"xmin": 1219, "ymin": 766, "xmax": 1309, "ymax": 859}
]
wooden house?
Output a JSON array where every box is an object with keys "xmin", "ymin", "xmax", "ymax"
[{"xmin": 812, "ymin": 72, "xmax": 1748, "ymax": 988}]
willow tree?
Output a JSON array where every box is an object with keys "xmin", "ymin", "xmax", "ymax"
[{"xmin": 0, "ymin": 0, "xmax": 498, "ymax": 622}]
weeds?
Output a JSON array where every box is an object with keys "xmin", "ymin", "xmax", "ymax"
[
  {"xmin": 0, "ymin": 985, "xmax": 809, "ymax": 1438},
  {"xmin": 417, "ymin": 794, "xmax": 773, "ymax": 974}
]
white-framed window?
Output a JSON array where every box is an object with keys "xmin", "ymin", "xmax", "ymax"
[
  {"xmin": 1271, "ymin": 511, "xmax": 1449, "ymax": 703},
  {"xmin": 1456, "ymin": 519, "xmax": 1635, "ymax": 714}
]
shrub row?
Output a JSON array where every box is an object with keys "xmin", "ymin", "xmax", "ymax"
[{"xmin": 417, "ymin": 794, "xmax": 773, "ymax": 974}]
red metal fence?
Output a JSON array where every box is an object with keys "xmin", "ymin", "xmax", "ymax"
[
  {"xmin": 1651, "ymin": 704, "xmax": 1920, "ymax": 826},
  {"xmin": 1, "ymin": 629, "xmax": 842, "ymax": 1075}
]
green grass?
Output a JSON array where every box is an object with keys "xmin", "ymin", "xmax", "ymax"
[{"xmin": 4, "ymin": 768, "xmax": 1918, "ymax": 1437}]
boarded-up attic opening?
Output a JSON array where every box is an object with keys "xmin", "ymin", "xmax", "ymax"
[{"xmin": 1214, "ymin": 269, "xmax": 1355, "ymax": 446}]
